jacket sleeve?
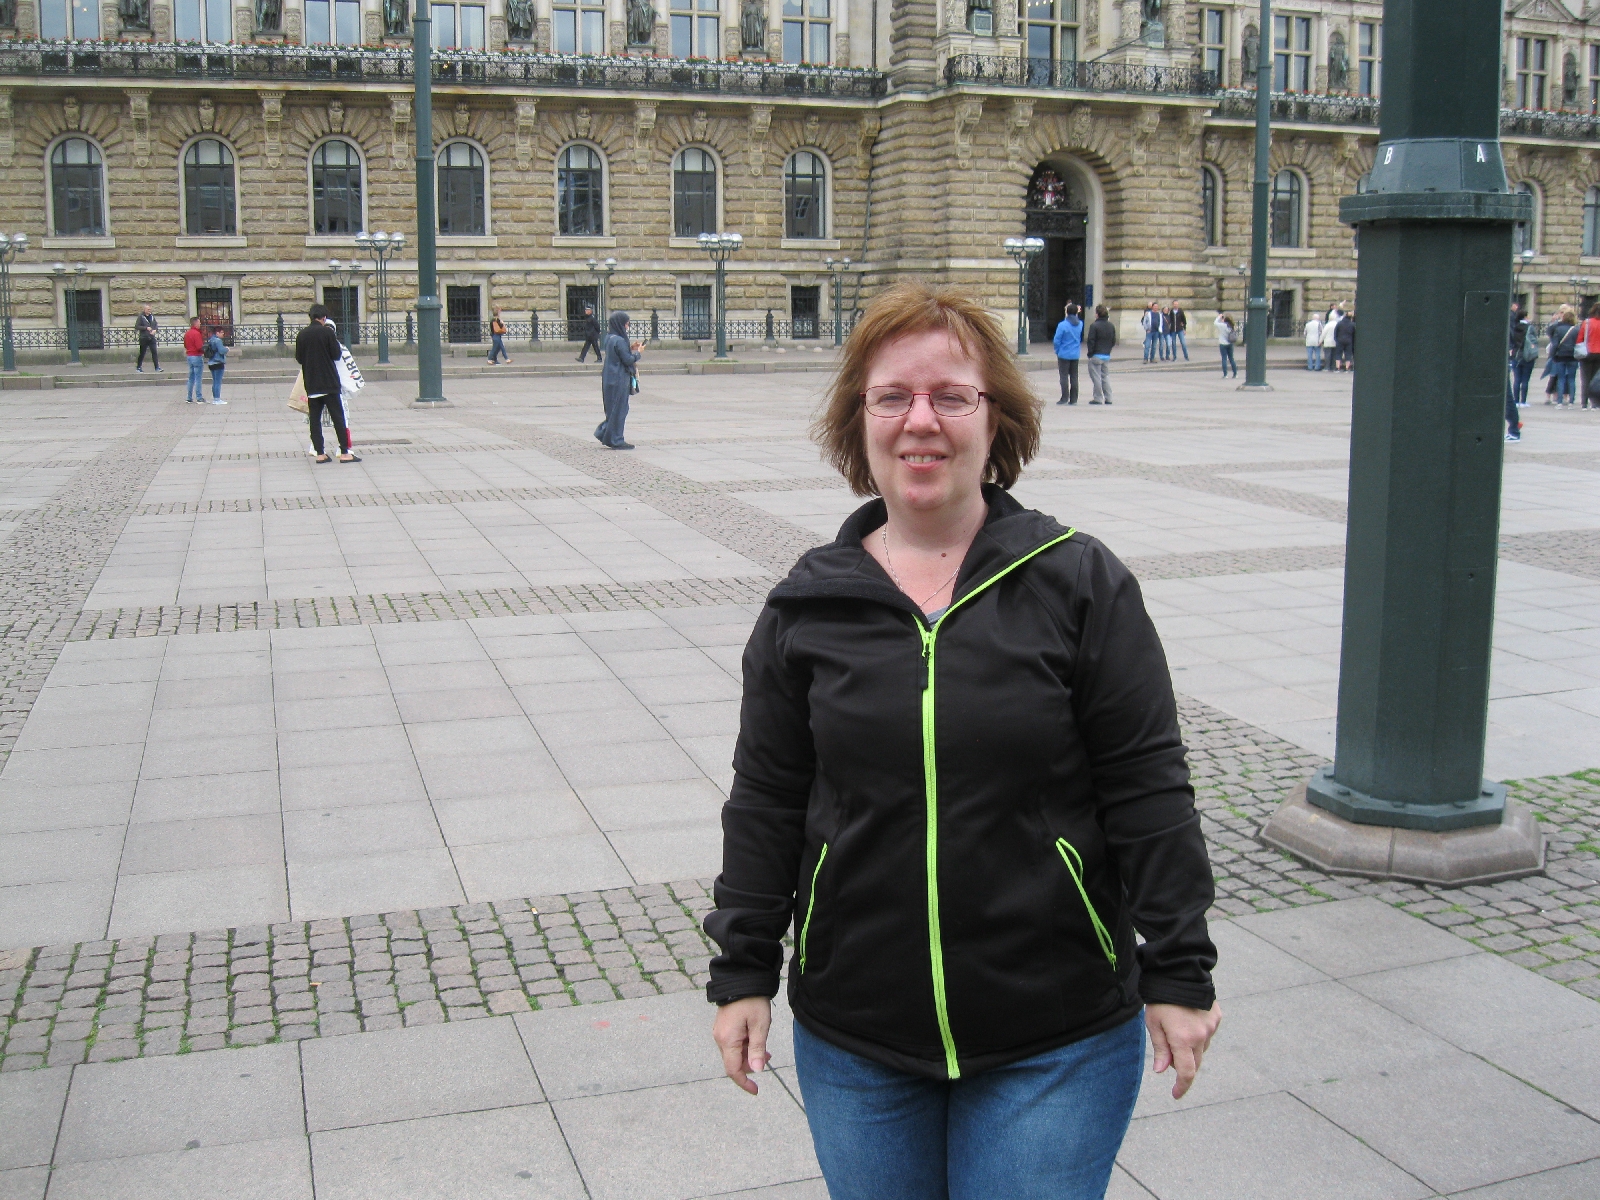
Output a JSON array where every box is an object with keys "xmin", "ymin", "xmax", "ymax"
[
  {"xmin": 616, "ymin": 339, "xmax": 641, "ymax": 368},
  {"xmin": 1065, "ymin": 542, "xmax": 1217, "ymax": 1011},
  {"xmin": 705, "ymin": 604, "xmax": 815, "ymax": 1004}
]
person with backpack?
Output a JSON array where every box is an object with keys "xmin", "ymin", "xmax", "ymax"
[
  {"xmin": 201, "ymin": 325, "xmax": 228, "ymax": 404},
  {"xmin": 1508, "ymin": 304, "xmax": 1536, "ymax": 412},
  {"xmin": 1052, "ymin": 302, "xmax": 1083, "ymax": 405},
  {"xmin": 1547, "ymin": 305, "xmax": 1579, "ymax": 406}
]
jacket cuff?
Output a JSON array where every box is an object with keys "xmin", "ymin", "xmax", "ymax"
[
  {"xmin": 705, "ymin": 970, "xmax": 781, "ymax": 1006},
  {"xmin": 1137, "ymin": 976, "xmax": 1216, "ymax": 1011}
]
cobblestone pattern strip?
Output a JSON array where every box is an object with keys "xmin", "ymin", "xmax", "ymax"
[
  {"xmin": 3, "ymin": 699, "xmax": 1593, "ymax": 1072},
  {"xmin": 67, "ymin": 577, "xmax": 775, "ymax": 640},
  {"xmin": 167, "ymin": 443, "xmax": 520, "ymax": 463},
  {"xmin": 1496, "ymin": 528, "xmax": 1600, "ymax": 581},
  {"xmin": 134, "ymin": 482, "xmax": 618, "ymax": 516},
  {"xmin": 0, "ymin": 402, "xmax": 200, "ymax": 764}
]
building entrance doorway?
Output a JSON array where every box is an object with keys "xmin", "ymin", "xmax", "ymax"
[
  {"xmin": 67, "ymin": 288, "xmax": 104, "ymax": 350},
  {"xmin": 446, "ymin": 286, "xmax": 482, "ymax": 343},
  {"xmin": 195, "ymin": 286, "xmax": 234, "ymax": 344},
  {"xmin": 791, "ymin": 286, "xmax": 820, "ymax": 338},
  {"xmin": 1023, "ymin": 162, "xmax": 1089, "ymax": 344},
  {"xmin": 681, "ymin": 286, "xmax": 711, "ymax": 340},
  {"xmin": 323, "ymin": 286, "xmax": 359, "ymax": 344},
  {"xmin": 566, "ymin": 286, "xmax": 598, "ymax": 340}
]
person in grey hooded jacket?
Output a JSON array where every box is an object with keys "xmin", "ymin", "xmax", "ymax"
[{"xmin": 594, "ymin": 311, "xmax": 643, "ymax": 450}]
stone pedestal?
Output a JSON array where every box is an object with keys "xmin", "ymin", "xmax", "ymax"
[{"xmin": 1262, "ymin": 782, "xmax": 1546, "ymax": 887}]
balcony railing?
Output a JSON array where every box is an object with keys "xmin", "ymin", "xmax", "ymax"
[
  {"xmin": 1501, "ymin": 108, "xmax": 1600, "ymax": 140},
  {"xmin": 944, "ymin": 55, "xmax": 1219, "ymax": 95},
  {"xmin": 0, "ymin": 39, "xmax": 886, "ymax": 96},
  {"xmin": 1210, "ymin": 88, "xmax": 1381, "ymax": 126}
]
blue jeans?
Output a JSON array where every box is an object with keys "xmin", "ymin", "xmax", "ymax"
[
  {"xmin": 186, "ymin": 355, "xmax": 203, "ymax": 399},
  {"xmin": 794, "ymin": 1014, "xmax": 1144, "ymax": 1200},
  {"xmin": 1174, "ymin": 330, "xmax": 1188, "ymax": 360},
  {"xmin": 1307, "ymin": 346, "xmax": 1322, "ymax": 370},
  {"xmin": 1221, "ymin": 343, "xmax": 1237, "ymax": 376},
  {"xmin": 208, "ymin": 364, "xmax": 223, "ymax": 399},
  {"xmin": 1510, "ymin": 358, "xmax": 1533, "ymax": 405},
  {"xmin": 1554, "ymin": 359, "xmax": 1578, "ymax": 404},
  {"xmin": 489, "ymin": 332, "xmax": 508, "ymax": 362},
  {"xmin": 1142, "ymin": 330, "xmax": 1157, "ymax": 362}
]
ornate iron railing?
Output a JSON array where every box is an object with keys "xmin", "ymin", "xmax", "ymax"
[
  {"xmin": 0, "ymin": 39, "xmax": 886, "ymax": 96},
  {"xmin": 1210, "ymin": 88, "xmax": 1381, "ymax": 126},
  {"xmin": 1500, "ymin": 108, "xmax": 1600, "ymax": 140},
  {"xmin": 944, "ymin": 55, "xmax": 1219, "ymax": 95}
]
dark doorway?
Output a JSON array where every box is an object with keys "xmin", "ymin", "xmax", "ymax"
[
  {"xmin": 1270, "ymin": 289, "xmax": 1296, "ymax": 338},
  {"xmin": 195, "ymin": 286, "xmax": 234, "ymax": 344},
  {"xmin": 67, "ymin": 288, "xmax": 104, "ymax": 350},
  {"xmin": 1023, "ymin": 163, "xmax": 1089, "ymax": 343},
  {"xmin": 566, "ymin": 286, "xmax": 598, "ymax": 341},
  {"xmin": 681, "ymin": 285, "xmax": 712, "ymax": 340},
  {"xmin": 446, "ymin": 285, "xmax": 482, "ymax": 343},
  {"xmin": 791, "ymin": 285, "xmax": 820, "ymax": 339},
  {"xmin": 323, "ymin": 286, "xmax": 360, "ymax": 345},
  {"xmin": 1582, "ymin": 293, "xmax": 1600, "ymax": 319}
]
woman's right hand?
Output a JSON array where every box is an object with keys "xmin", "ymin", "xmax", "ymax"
[{"xmin": 712, "ymin": 995, "xmax": 772, "ymax": 1095}]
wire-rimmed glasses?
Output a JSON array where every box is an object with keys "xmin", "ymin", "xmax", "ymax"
[{"xmin": 861, "ymin": 384, "xmax": 988, "ymax": 418}]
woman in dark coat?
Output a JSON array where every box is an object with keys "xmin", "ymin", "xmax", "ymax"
[
  {"xmin": 594, "ymin": 311, "xmax": 643, "ymax": 450},
  {"xmin": 1333, "ymin": 312, "xmax": 1356, "ymax": 371}
]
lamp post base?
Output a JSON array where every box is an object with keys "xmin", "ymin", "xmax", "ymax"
[
  {"xmin": 1261, "ymin": 781, "xmax": 1545, "ymax": 886},
  {"xmin": 1237, "ymin": 382, "xmax": 1274, "ymax": 391},
  {"xmin": 411, "ymin": 397, "xmax": 454, "ymax": 408}
]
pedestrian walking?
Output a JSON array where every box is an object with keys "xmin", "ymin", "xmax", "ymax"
[
  {"xmin": 202, "ymin": 325, "xmax": 228, "ymax": 404},
  {"xmin": 1085, "ymin": 304, "xmax": 1116, "ymax": 403},
  {"xmin": 594, "ymin": 311, "xmax": 643, "ymax": 449},
  {"xmin": 135, "ymin": 304, "xmax": 162, "ymax": 373},
  {"xmin": 1052, "ymin": 302, "xmax": 1083, "ymax": 405},
  {"xmin": 183, "ymin": 316, "xmax": 205, "ymax": 401},
  {"xmin": 1171, "ymin": 303, "xmax": 1189, "ymax": 360},
  {"xmin": 487, "ymin": 307, "xmax": 511, "ymax": 364},
  {"xmin": 295, "ymin": 304, "xmax": 359, "ymax": 463},
  {"xmin": 1141, "ymin": 303, "xmax": 1160, "ymax": 363},
  {"xmin": 1508, "ymin": 304, "xmax": 1536, "ymax": 413},
  {"xmin": 1304, "ymin": 313, "xmax": 1324, "ymax": 370},
  {"xmin": 708, "ymin": 282, "xmax": 1220, "ymax": 1200},
  {"xmin": 576, "ymin": 305, "xmax": 603, "ymax": 363},
  {"xmin": 1333, "ymin": 311, "xmax": 1356, "ymax": 371},
  {"xmin": 1548, "ymin": 305, "xmax": 1579, "ymax": 407},
  {"xmin": 1216, "ymin": 312, "xmax": 1239, "ymax": 377}
]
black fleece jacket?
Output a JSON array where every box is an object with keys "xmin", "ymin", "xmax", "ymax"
[{"xmin": 706, "ymin": 486, "xmax": 1216, "ymax": 1080}]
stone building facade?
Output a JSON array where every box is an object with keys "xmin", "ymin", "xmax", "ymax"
[{"xmin": 2, "ymin": 0, "xmax": 1599, "ymax": 350}]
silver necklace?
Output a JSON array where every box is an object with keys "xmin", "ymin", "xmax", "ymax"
[{"xmin": 882, "ymin": 526, "xmax": 963, "ymax": 610}]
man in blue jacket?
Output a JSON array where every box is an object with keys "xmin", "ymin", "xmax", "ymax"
[{"xmin": 1053, "ymin": 302, "xmax": 1084, "ymax": 405}]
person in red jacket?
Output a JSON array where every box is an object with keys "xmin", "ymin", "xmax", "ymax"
[{"xmin": 182, "ymin": 317, "xmax": 205, "ymax": 402}]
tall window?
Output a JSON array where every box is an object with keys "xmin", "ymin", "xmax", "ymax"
[
  {"xmin": 1273, "ymin": 15, "xmax": 1312, "ymax": 92},
  {"xmin": 312, "ymin": 141, "xmax": 363, "ymax": 235},
  {"xmin": 1200, "ymin": 8, "xmax": 1226, "ymax": 81},
  {"xmin": 784, "ymin": 151, "xmax": 826, "ymax": 239},
  {"xmin": 1591, "ymin": 45, "xmax": 1600, "ymax": 112},
  {"xmin": 174, "ymin": 0, "xmax": 230, "ymax": 41},
  {"xmin": 1201, "ymin": 167, "xmax": 1221, "ymax": 248},
  {"xmin": 1514, "ymin": 181, "xmax": 1539, "ymax": 257},
  {"xmin": 1023, "ymin": 0, "xmax": 1077, "ymax": 64},
  {"xmin": 437, "ymin": 142, "xmax": 485, "ymax": 235},
  {"xmin": 782, "ymin": 0, "xmax": 831, "ymax": 64},
  {"xmin": 558, "ymin": 145, "xmax": 604, "ymax": 235},
  {"xmin": 184, "ymin": 139, "xmax": 236, "ymax": 236},
  {"xmin": 40, "ymin": 0, "xmax": 99, "ymax": 37},
  {"xmin": 554, "ymin": 0, "xmax": 605, "ymax": 52},
  {"xmin": 1585, "ymin": 187, "xmax": 1600, "ymax": 258},
  {"xmin": 51, "ymin": 139, "xmax": 105, "ymax": 237},
  {"xmin": 670, "ymin": 0, "xmax": 719, "ymax": 57},
  {"xmin": 1516, "ymin": 37, "xmax": 1549, "ymax": 109},
  {"xmin": 673, "ymin": 148, "xmax": 717, "ymax": 238},
  {"xmin": 433, "ymin": 3, "xmax": 486, "ymax": 48},
  {"xmin": 1357, "ymin": 21, "xmax": 1381, "ymax": 96},
  {"xmin": 306, "ymin": 0, "xmax": 361, "ymax": 43},
  {"xmin": 1270, "ymin": 169, "xmax": 1302, "ymax": 248}
]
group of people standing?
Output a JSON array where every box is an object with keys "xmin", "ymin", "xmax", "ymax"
[
  {"xmin": 1507, "ymin": 301, "xmax": 1600, "ymax": 441},
  {"xmin": 1051, "ymin": 303, "xmax": 1119, "ymax": 405},
  {"xmin": 1303, "ymin": 305, "xmax": 1356, "ymax": 372},
  {"xmin": 1140, "ymin": 303, "xmax": 1189, "ymax": 362},
  {"xmin": 132, "ymin": 306, "xmax": 228, "ymax": 403}
]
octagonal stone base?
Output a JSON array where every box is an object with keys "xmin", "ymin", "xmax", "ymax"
[{"xmin": 1261, "ymin": 782, "xmax": 1546, "ymax": 887}]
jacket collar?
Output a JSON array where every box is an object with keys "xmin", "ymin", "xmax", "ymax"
[{"xmin": 768, "ymin": 483, "xmax": 1072, "ymax": 612}]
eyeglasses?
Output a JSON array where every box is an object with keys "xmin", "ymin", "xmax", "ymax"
[{"xmin": 861, "ymin": 384, "xmax": 987, "ymax": 418}]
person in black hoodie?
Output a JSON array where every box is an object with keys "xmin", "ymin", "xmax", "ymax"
[{"xmin": 707, "ymin": 283, "xmax": 1218, "ymax": 1200}]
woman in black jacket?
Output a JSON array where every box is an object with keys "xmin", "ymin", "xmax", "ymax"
[{"xmin": 708, "ymin": 283, "xmax": 1219, "ymax": 1200}]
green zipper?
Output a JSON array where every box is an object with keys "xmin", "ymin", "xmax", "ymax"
[
  {"xmin": 918, "ymin": 528, "xmax": 1075, "ymax": 1080},
  {"xmin": 1055, "ymin": 838, "xmax": 1117, "ymax": 970},
  {"xmin": 798, "ymin": 843, "xmax": 828, "ymax": 973}
]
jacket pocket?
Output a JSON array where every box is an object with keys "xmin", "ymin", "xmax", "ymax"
[
  {"xmin": 798, "ymin": 843, "xmax": 829, "ymax": 974},
  {"xmin": 1054, "ymin": 838, "xmax": 1117, "ymax": 971}
]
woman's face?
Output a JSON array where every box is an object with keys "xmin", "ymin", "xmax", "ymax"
[{"xmin": 862, "ymin": 328, "xmax": 996, "ymax": 517}]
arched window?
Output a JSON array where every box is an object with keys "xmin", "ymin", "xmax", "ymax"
[
  {"xmin": 1201, "ymin": 166, "xmax": 1221, "ymax": 248},
  {"xmin": 184, "ymin": 139, "xmax": 236, "ymax": 236},
  {"xmin": 437, "ymin": 142, "xmax": 486, "ymax": 236},
  {"xmin": 312, "ymin": 140, "xmax": 363, "ymax": 235},
  {"xmin": 1585, "ymin": 186, "xmax": 1600, "ymax": 258},
  {"xmin": 1269, "ymin": 168, "xmax": 1303, "ymax": 248},
  {"xmin": 51, "ymin": 138, "xmax": 105, "ymax": 237},
  {"xmin": 673, "ymin": 147, "xmax": 718, "ymax": 238},
  {"xmin": 558, "ymin": 144, "xmax": 604, "ymax": 236},
  {"xmin": 1514, "ymin": 181, "xmax": 1541, "ymax": 257},
  {"xmin": 785, "ymin": 150, "xmax": 827, "ymax": 240}
]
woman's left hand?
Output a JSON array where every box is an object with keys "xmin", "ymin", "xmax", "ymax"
[{"xmin": 1145, "ymin": 1001, "xmax": 1222, "ymax": 1100}]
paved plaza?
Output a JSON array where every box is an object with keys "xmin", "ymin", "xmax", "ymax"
[{"xmin": 0, "ymin": 357, "xmax": 1598, "ymax": 1198}]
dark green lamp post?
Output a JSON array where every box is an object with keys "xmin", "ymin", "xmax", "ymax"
[{"xmin": 412, "ymin": 0, "xmax": 448, "ymax": 406}]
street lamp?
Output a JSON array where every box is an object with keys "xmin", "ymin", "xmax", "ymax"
[
  {"xmin": 824, "ymin": 255, "xmax": 854, "ymax": 346},
  {"xmin": 356, "ymin": 231, "xmax": 405, "ymax": 364},
  {"xmin": 584, "ymin": 256, "xmax": 618, "ymax": 325},
  {"xmin": 0, "ymin": 232, "xmax": 27, "ymax": 373},
  {"xmin": 696, "ymin": 232, "xmax": 743, "ymax": 359},
  {"xmin": 53, "ymin": 262, "xmax": 87, "ymax": 365},
  {"xmin": 1570, "ymin": 274, "xmax": 1591, "ymax": 313},
  {"xmin": 1002, "ymin": 236, "xmax": 1045, "ymax": 355},
  {"xmin": 328, "ymin": 257, "xmax": 368, "ymax": 342}
]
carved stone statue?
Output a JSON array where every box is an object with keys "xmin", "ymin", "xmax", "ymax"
[
  {"xmin": 254, "ymin": 0, "xmax": 280, "ymax": 32},
  {"xmin": 0, "ymin": 0, "xmax": 14, "ymax": 27},
  {"xmin": 626, "ymin": 0, "xmax": 653, "ymax": 45},
  {"xmin": 740, "ymin": 0, "xmax": 765, "ymax": 52},
  {"xmin": 1241, "ymin": 23, "xmax": 1260, "ymax": 80},
  {"xmin": 1564, "ymin": 51, "xmax": 1581, "ymax": 107},
  {"xmin": 383, "ymin": 0, "xmax": 409, "ymax": 37},
  {"xmin": 507, "ymin": 0, "xmax": 533, "ymax": 40},
  {"xmin": 1328, "ymin": 30, "xmax": 1348, "ymax": 91},
  {"xmin": 1140, "ymin": 0, "xmax": 1163, "ymax": 46},
  {"xmin": 118, "ymin": 0, "xmax": 150, "ymax": 30}
]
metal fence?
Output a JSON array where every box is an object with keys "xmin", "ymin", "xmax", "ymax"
[
  {"xmin": 944, "ymin": 55, "xmax": 1219, "ymax": 95},
  {"xmin": 0, "ymin": 39, "xmax": 886, "ymax": 97},
  {"xmin": 1210, "ymin": 89, "xmax": 1381, "ymax": 126},
  {"xmin": 4, "ymin": 321, "xmax": 408, "ymax": 351}
]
